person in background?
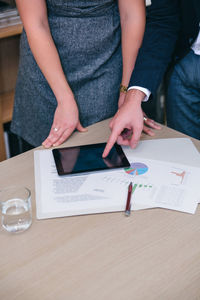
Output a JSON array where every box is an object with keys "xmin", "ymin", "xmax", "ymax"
[
  {"xmin": 166, "ymin": 0, "xmax": 200, "ymax": 140},
  {"xmin": 11, "ymin": 0, "xmax": 145, "ymax": 148},
  {"xmin": 103, "ymin": 0, "xmax": 179, "ymax": 157}
]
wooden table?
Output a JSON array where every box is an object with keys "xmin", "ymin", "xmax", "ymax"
[{"xmin": 0, "ymin": 119, "xmax": 200, "ymax": 300}]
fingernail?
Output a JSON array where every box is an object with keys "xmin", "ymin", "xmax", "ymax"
[
  {"xmin": 102, "ymin": 152, "xmax": 106, "ymax": 158},
  {"xmin": 131, "ymin": 142, "xmax": 137, "ymax": 148},
  {"xmin": 45, "ymin": 144, "xmax": 51, "ymax": 148}
]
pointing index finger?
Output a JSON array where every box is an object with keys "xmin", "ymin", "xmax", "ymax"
[{"xmin": 102, "ymin": 128, "xmax": 121, "ymax": 158}]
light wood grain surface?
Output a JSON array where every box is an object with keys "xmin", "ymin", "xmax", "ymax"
[
  {"xmin": 0, "ymin": 119, "xmax": 200, "ymax": 300},
  {"xmin": 0, "ymin": 24, "xmax": 22, "ymax": 39}
]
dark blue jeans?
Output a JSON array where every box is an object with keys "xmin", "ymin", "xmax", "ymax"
[{"xmin": 166, "ymin": 50, "xmax": 200, "ymax": 140}]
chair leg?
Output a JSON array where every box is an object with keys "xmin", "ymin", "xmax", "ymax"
[
  {"xmin": 0, "ymin": 101, "xmax": 6, "ymax": 161},
  {"xmin": 0, "ymin": 122, "xmax": 6, "ymax": 162}
]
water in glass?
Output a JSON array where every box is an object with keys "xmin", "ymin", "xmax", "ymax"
[{"xmin": 1, "ymin": 198, "xmax": 32, "ymax": 233}]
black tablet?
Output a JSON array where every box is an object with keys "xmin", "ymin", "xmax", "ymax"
[{"xmin": 52, "ymin": 143, "xmax": 130, "ymax": 176}]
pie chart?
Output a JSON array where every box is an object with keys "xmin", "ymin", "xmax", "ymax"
[{"xmin": 125, "ymin": 162, "xmax": 148, "ymax": 176}]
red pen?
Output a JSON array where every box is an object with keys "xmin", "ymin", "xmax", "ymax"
[{"xmin": 125, "ymin": 182, "xmax": 132, "ymax": 216}]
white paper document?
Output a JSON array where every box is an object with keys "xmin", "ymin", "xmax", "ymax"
[
  {"xmin": 84, "ymin": 154, "xmax": 200, "ymax": 214},
  {"xmin": 34, "ymin": 139, "xmax": 200, "ymax": 219},
  {"xmin": 34, "ymin": 150, "xmax": 112, "ymax": 219},
  {"xmin": 126, "ymin": 138, "xmax": 200, "ymax": 167}
]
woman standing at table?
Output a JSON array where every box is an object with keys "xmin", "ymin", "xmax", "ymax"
[{"xmin": 11, "ymin": 0, "xmax": 145, "ymax": 148}]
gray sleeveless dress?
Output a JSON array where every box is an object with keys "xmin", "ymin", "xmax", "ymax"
[{"xmin": 11, "ymin": 0, "xmax": 122, "ymax": 146}]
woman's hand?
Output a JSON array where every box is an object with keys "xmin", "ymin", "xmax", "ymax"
[
  {"xmin": 16, "ymin": 0, "xmax": 88, "ymax": 149},
  {"xmin": 143, "ymin": 112, "xmax": 161, "ymax": 136},
  {"xmin": 42, "ymin": 95, "xmax": 87, "ymax": 148},
  {"xmin": 118, "ymin": 92, "xmax": 126, "ymax": 109}
]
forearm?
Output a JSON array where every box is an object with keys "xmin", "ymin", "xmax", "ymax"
[
  {"xmin": 16, "ymin": 0, "xmax": 73, "ymax": 104},
  {"xmin": 27, "ymin": 26, "xmax": 73, "ymax": 102},
  {"xmin": 119, "ymin": 0, "xmax": 145, "ymax": 86},
  {"xmin": 129, "ymin": 0, "xmax": 179, "ymax": 96}
]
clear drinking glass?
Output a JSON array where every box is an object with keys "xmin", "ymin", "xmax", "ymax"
[{"xmin": 0, "ymin": 186, "xmax": 32, "ymax": 233}]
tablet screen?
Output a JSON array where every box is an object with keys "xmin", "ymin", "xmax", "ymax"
[{"xmin": 52, "ymin": 143, "xmax": 130, "ymax": 176}]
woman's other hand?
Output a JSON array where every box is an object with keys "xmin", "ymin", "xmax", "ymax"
[
  {"xmin": 118, "ymin": 91, "xmax": 126, "ymax": 108},
  {"xmin": 143, "ymin": 112, "xmax": 161, "ymax": 136}
]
